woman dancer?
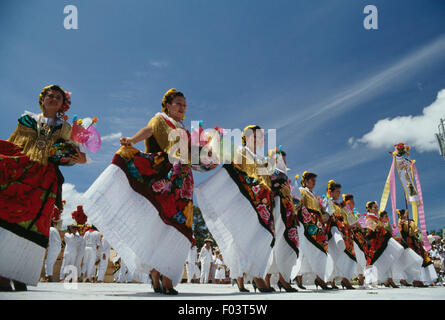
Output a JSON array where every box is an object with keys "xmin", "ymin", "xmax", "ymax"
[
  {"xmin": 398, "ymin": 209, "xmax": 437, "ymax": 286},
  {"xmin": 264, "ymin": 149, "xmax": 299, "ymax": 292},
  {"xmin": 322, "ymin": 181, "xmax": 357, "ymax": 289},
  {"xmin": 356, "ymin": 201, "xmax": 404, "ymax": 289},
  {"xmin": 195, "ymin": 125, "xmax": 275, "ymax": 293},
  {"xmin": 341, "ymin": 194, "xmax": 366, "ymax": 287},
  {"xmin": 291, "ymin": 172, "xmax": 334, "ymax": 290},
  {"xmin": 82, "ymin": 89, "xmax": 211, "ymax": 295},
  {"xmin": 0, "ymin": 85, "xmax": 86, "ymax": 291}
]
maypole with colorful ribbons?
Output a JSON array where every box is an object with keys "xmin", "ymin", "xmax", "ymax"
[{"xmin": 379, "ymin": 143, "xmax": 431, "ymax": 250}]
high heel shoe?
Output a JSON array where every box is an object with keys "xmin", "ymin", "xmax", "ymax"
[
  {"xmin": 12, "ymin": 281, "xmax": 27, "ymax": 291},
  {"xmin": 331, "ymin": 283, "xmax": 339, "ymax": 290},
  {"xmin": 413, "ymin": 281, "xmax": 428, "ymax": 288},
  {"xmin": 278, "ymin": 281, "xmax": 298, "ymax": 292},
  {"xmin": 387, "ymin": 280, "xmax": 399, "ymax": 288},
  {"xmin": 400, "ymin": 280, "xmax": 412, "ymax": 287},
  {"xmin": 149, "ymin": 274, "xmax": 162, "ymax": 293},
  {"xmin": 236, "ymin": 281, "xmax": 250, "ymax": 293},
  {"xmin": 252, "ymin": 281, "xmax": 273, "ymax": 293},
  {"xmin": 295, "ymin": 278, "xmax": 306, "ymax": 290},
  {"xmin": 162, "ymin": 287, "xmax": 179, "ymax": 295},
  {"xmin": 340, "ymin": 280, "xmax": 355, "ymax": 290},
  {"xmin": 314, "ymin": 278, "xmax": 331, "ymax": 290}
]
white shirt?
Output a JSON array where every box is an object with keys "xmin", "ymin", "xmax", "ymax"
[
  {"xmin": 199, "ymin": 246, "xmax": 213, "ymax": 265},
  {"xmin": 64, "ymin": 233, "xmax": 78, "ymax": 254},
  {"xmin": 187, "ymin": 246, "xmax": 198, "ymax": 264},
  {"xmin": 84, "ymin": 230, "xmax": 101, "ymax": 248},
  {"xmin": 99, "ymin": 238, "xmax": 111, "ymax": 255},
  {"xmin": 48, "ymin": 227, "xmax": 61, "ymax": 251}
]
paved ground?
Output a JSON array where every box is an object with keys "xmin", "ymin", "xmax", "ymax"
[{"xmin": 1, "ymin": 282, "xmax": 445, "ymax": 300}]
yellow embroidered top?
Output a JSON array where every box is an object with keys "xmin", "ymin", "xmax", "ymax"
[
  {"xmin": 144, "ymin": 113, "xmax": 190, "ymax": 163},
  {"xmin": 233, "ymin": 147, "xmax": 271, "ymax": 189},
  {"xmin": 399, "ymin": 219, "xmax": 419, "ymax": 238},
  {"xmin": 8, "ymin": 113, "xmax": 72, "ymax": 166},
  {"xmin": 366, "ymin": 213, "xmax": 384, "ymax": 232},
  {"xmin": 299, "ymin": 187, "xmax": 322, "ymax": 213}
]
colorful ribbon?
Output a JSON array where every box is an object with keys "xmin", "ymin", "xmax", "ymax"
[{"xmin": 412, "ymin": 163, "xmax": 431, "ymax": 251}]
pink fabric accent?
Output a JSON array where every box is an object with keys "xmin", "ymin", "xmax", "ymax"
[
  {"xmin": 70, "ymin": 123, "xmax": 90, "ymax": 144},
  {"xmin": 389, "ymin": 160, "xmax": 399, "ymax": 235},
  {"xmin": 412, "ymin": 164, "xmax": 431, "ymax": 251},
  {"xmin": 85, "ymin": 126, "xmax": 101, "ymax": 154}
]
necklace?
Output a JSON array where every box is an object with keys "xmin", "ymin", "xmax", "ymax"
[{"xmin": 35, "ymin": 114, "xmax": 55, "ymax": 150}]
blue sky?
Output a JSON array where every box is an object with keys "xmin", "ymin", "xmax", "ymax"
[{"xmin": 1, "ymin": 0, "xmax": 445, "ymax": 232}]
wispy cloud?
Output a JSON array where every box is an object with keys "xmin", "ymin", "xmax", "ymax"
[
  {"xmin": 101, "ymin": 132, "xmax": 122, "ymax": 142},
  {"xmin": 276, "ymin": 34, "xmax": 445, "ymax": 142},
  {"xmin": 149, "ymin": 59, "xmax": 169, "ymax": 69}
]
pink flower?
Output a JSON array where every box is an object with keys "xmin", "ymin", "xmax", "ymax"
[
  {"xmin": 252, "ymin": 185, "xmax": 261, "ymax": 194},
  {"xmin": 180, "ymin": 175, "xmax": 193, "ymax": 200},
  {"xmin": 152, "ymin": 179, "xmax": 167, "ymax": 193},
  {"xmin": 288, "ymin": 228, "xmax": 299, "ymax": 245},
  {"xmin": 302, "ymin": 207, "xmax": 311, "ymax": 223},
  {"xmin": 172, "ymin": 162, "xmax": 183, "ymax": 176},
  {"xmin": 257, "ymin": 204, "xmax": 270, "ymax": 223}
]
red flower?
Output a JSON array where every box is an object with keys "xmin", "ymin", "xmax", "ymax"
[
  {"xmin": 257, "ymin": 204, "xmax": 270, "ymax": 223},
  {"xmin": 288, "ymin": 228, "xmax": 299, "ymax": 243},
  {"xmin": 134, "ymin": 156, "xmax": 156, "ymax": 176},
  {"xmin": 157, "ymin": 193, "xmax": 178, "ymax": 218}
]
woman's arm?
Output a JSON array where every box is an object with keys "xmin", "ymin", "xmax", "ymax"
[
  {"xmin": 120, "ymin": 126, "xmax": 153, "ymax": 146},
  {"xmin": 69, "ymin": 150, "xmax": 87, "ymax": 164}
]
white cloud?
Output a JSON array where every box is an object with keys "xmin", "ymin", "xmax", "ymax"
[
  {"xmin": 275, "ymin": 34, "xmax": 445, "ymax": 144},
  {"xmin": 101, "ymin": 132, "xmax": 122, "ymax": 142},
  {"xmin": 149, "ymin": 59, "xmax": 169, "ymax": 69},
  {"xmin": 354, "ymin": 89, "xmax": 445, "ymax": 152}
]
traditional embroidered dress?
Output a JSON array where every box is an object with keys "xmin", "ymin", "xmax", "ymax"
[
  {"xmin": 324, "ymin": 199, "xmax": 358, "ymax": 280},
  {"xmin": 266, "ymin": 156, "xmax": 299, "ymax": 282},
  {"xmin": 343, "ymin": 204, "xmax": 367, "ymax": 277},
  {"xmin": 195, "ymin": 146, "xmax": 275, "ymax": 280},
  {"xmin": 379, "ymin": 220, "xmax": 423, "ymax": 284},
  {"xmin": 353, "ymin": 212, "xmax": 404, "ymax": 284},
  {"xmin": 0, "ymin": 111, "xmax": 72, "ymax": 285},
  {"xmin": 82, "ymin": 112, "xmax": 198, "ymax": 286},
  {"xmin": 291, "ymin": 187, "xmax": 334, "ymax": 283},
  {"xmin": 399, "ymin": 218, "xmax": 437, "ymax": 284}
]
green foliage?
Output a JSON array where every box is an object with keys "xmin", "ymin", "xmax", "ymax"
[{"xmin": 193, "ymin": 206, "xmax": 216, "ymax": 249}]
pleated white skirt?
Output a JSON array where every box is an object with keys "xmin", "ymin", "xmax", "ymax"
[
  {"xmin": 195, "ymin": 168, "xmax": 273, "ymax": 279},
  {"xmin": 0, "ymin": 227, "xmax": 46, "ymax": 286},
  {"xmin": 82, "ymin": 164, "xmax": 189, "ymax": 286}
]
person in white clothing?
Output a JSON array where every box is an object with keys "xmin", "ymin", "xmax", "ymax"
[
  {"xmin": 74, "ymin": 226, "xmax": 86, "ymax": 281},
  {"xmin": 83, "ymin": 225, "xmax": 101, "ymax": 282},
  {"xmin": 199, "ymin": 239, "xmax": 214, "ymax": 284},
  {"xmin": 59, "ymin": 225, "xmax": 79, "ymax": 281},
  {"xmin": 214, "ymin": 251, "xmax": 227, "ymax": 284},
  {"xmin": 44, "ymin": 221, "xmax": 62, "ymax": 282},
  {"xmin": 96, "ymin": 235, "xmax": 111, "ymax": 282},
  {"xmin": 185, "ymin": 244, "xmax": 200, "ymax": 283}
]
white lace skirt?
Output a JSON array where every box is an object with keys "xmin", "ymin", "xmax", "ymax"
[
  {"xmin": 195, "ymin": 168, "xmax": 273, "ymax": 279},
  {"xmin": 0, "ymin": 227, "xmax": 46, "ymax": 285},
  {"xmin": 328, "ymin": 227, "xmax": 357, "ymax": 280},
  {"xmin": 82, "ymin": 164, "xmax": 189, "ymax": 286},
  {"xmin": 266, "ymin": 196, "xmax": 299, "ymax": 281}
]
